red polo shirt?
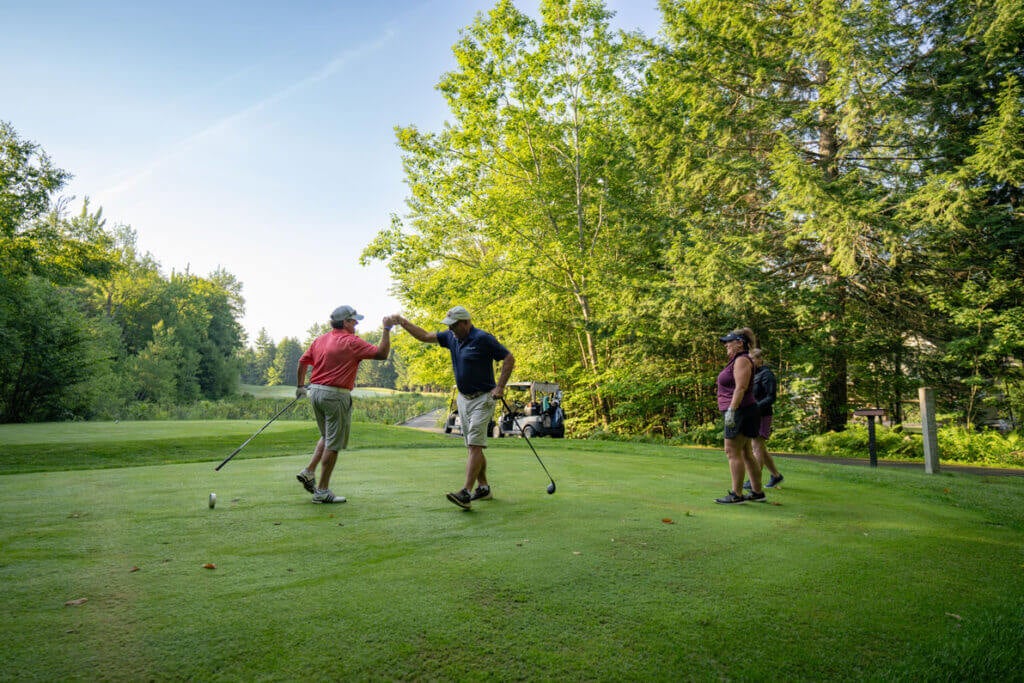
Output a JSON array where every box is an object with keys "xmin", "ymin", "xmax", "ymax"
[{"xmin": 299, "ymin": 329, "xmax": 379, "ymax": 390}]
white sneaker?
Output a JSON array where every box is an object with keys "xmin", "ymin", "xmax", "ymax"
[
  {"xmin": 312, "ymin": 489, "xmax": 346, "ymax": 504},
  {"xmin": 296, "ymin": 469, "xmax": 315, "ymax": 493}
]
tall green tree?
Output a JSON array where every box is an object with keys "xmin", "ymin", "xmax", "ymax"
[
  {"xmin": 0, "ymin": 270, "xmax": 121, "ymax": 422},
  {"xmin": 151, "ymin": 270, "xmax": 244, "ymax": 401},
  {"xmin": 0, "ymin": 120, "xmax": 70, "ymax": 240},
  {"xmin": 2, "ymin": 121, "xmax": 250, "ymax": 419},
  {"xmin": 127, "ymin": 321, "xmax": 185, "ymax": 403},
  {"xmin": 639, "ymin": 0, "xmax": 931, "ymax": 431},
  {"xmin": 899, "ymin": 0, "xmax": 1024, "ymax": 426},
  {"xmin": 0, "ymin": 124, "xmax": 122, "ymax": 421},
  {"xmin": 267, "ymin": 337, "xmax": 303, "ymax": 387},
  {"xmin": 199, "ymin": 268, "xmax": 245, "ymax": 397},
  {"xmin": 246, "ymin": 328, "xmax": 277, "ymax": 385},
  {"xmin": 102, "ymin": 264, "xmax": 245, "ymax": 402},
  {"xmin": 355, "ymin": 329, "xmax": 399, "ymax": 389},
  {"xmin": 364, "ymin": 0, "xmax": 657, "ymax": 424}
]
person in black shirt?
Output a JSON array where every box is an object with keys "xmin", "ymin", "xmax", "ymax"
[
  {"xmin": 394, "ymin": 306, "xmax": 515, "ymax": 510},
  {"xmin": 749, "ymin": 348, "xmax": 784, "ymax": 488}
]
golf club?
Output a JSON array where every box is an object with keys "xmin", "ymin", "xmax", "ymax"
[
  {"xmin": 215, "ymin": 396, "xmax": 301, "ymax": 471},
  {"xmin": 500, "ymin": 397, "xmax": 557, "ymax": 494}
]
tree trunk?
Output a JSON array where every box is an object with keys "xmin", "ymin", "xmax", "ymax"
[{"xmin": 821, "ymin": 343, "xmax": 849, "ymax": 432}]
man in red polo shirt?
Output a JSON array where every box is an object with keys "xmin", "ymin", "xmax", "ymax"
[{"xmin": 294, "ymin": 305, "xmax": 394, "ymax": 503}]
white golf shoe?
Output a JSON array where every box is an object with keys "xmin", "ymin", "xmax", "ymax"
[{"xmin": 312, "ymin": 489, "xmax": 346, "ymax": 504}]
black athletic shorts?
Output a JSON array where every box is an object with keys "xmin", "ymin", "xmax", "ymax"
[{"xmin": 723, "ymin": 404, "xmax": 760, "ymax": 440}]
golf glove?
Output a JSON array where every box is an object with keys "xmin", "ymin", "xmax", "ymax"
[
  {"xmin": 296, "ymin": 386, "xmax": 308, "ymax": 399},
  {"xmin": 724, "ymin": 408, "xmax": 736, "ymax": 429}
]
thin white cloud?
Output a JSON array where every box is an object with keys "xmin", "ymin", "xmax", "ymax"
[{"xmin": 98, "ymin": 29, "xmax": 396, "ymax": 201}]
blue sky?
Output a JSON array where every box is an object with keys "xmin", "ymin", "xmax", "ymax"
[{"xmin": 3, "ymin": 0, "xmax": 660, "ymax": 343}]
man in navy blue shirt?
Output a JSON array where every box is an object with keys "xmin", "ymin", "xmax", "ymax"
[{"xmin": 394, "ymin": 306, "xmax": 515, "ymax": 509}]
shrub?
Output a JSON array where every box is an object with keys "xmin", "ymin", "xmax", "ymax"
[
  {"xmin": 93, "ymin": 393, "xmax": 446, "ymax": 426},
  {"xmin": 674, "ymin": 421, "xmax": 721, "ymax": 447},
  {"xmin": 801, "ymin": 425, "xmax": 920, "ymax": 459},
  {"xmin": 938, "ymin": 427, "xmax": 1024, "ymax": 467},
  {"xmin": 666, "ymin": 421, "xmax": 1022, "ymax": 469}
]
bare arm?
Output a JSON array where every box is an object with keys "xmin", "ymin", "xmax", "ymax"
[
  {"xmin": 730, "ymin": 356, "xmax": 753, "ymax": 410},
  {"xmin": 492, "ymin": 352, "xmax": 515, "ymax": 398},
  {"xmin": 394, "ymin": 314, "xmax": 438, "ymax": 343},
  {"xmin": 373, "ymin": 317, "xmax": 393, "ymax": 360},
  {"xmin": 296, "ymin": 363, "xmax": 310, "ymax": 387}
]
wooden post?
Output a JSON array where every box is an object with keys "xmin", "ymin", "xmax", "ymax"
[
  {"xmin": 867, "ymin": 414, "xmax": 878, "ymax": 467},
  {"xmin": 920, "ymin": 387, "xmax": 939, "ymax": 474},
  {"xmin": 853, "ymin": 409, "xmax": 887, "ymax": 468}
]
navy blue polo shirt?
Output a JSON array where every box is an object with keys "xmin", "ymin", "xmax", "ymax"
[{"xmin": 437, "ymin": 327, "xmax": 510, "ymax": 394}]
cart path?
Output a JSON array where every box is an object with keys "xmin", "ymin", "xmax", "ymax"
[
  {"xmin": 398, "ymin": 408, "xmax": 448, "ymax": 433},
  {"xmin": 396, "ymin": 410, "xmax": 1022, "ymax": 476}
]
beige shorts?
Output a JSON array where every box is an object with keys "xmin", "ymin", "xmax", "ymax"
[
  {"xmin": 456, "ymin": 392, "xmax": 495, "ymax": 447},
  {"xmin": 309, "ymin": 384, "xmax": 353, "ymax": 452}
]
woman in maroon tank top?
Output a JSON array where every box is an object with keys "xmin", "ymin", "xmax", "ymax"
[{"xmin": 714, "ymin": 328, "xmax": 766, "ymax": 504}]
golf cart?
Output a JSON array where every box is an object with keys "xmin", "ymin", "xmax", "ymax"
[
  {"xmin": 443, "ymin": 390, "xmax": 496, "ymax": 436},
  {"xmin": 492, "ymin": 381, "xmax": 566, "ymax": 438}
]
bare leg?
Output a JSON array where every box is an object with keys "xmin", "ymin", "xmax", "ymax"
[
  {"xmin": 752, "ymin": 437, "xmax": 780, "ymax": 477},
  {"xmin": 476, "ymin": 453, "xmax": 488, "ymax": 488},
  {"xmin": 741, "ymin": 438, "xmax": 763, "ymax": 493},
  {"xmin": 318, "ymin": 449, "xmax": 339, "ymax": 490},
  {"xmin": 464, "ymin": 445, "xmax": 486, "ymax": 491},
  {"xmin": 725, "ymin": 437, "xmax": 747, "ymax": 493},
  {"xmin": 305, "ymin": 437, "xmax": 325, "ymax": 473}
]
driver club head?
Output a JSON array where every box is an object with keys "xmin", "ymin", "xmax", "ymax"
[{"xmin": 547, "ymin": 482, "xmax": 556, "ymax": 495}]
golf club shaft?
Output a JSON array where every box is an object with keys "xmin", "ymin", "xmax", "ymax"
[
  {"xmin": 215, "ymin": 396, "xmax": 300, "ymax": 471},
  {"xmin": 501, "ymin": 397, "xmax": 556, "ymax": 486}
]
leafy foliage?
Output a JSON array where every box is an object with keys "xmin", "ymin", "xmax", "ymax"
[
  {"xmin": 364, "ymin": 0, "xmax": 1024, "ymax": 442},
  {"xmin": 362, "ymin": 0, "xmax": 662, "ymax": 424},
  {"xmin": 4, "ymin": 1, "xmax": 1024, "ymax": 442},
  {"xmin": 0, "ymin": 122, "xmax": 246, "ymax": 422},
  {"xmin": 88, "ymin": 391, "xmax": 445, "ymax": 427},
  {"xmin": 0, "ymin": 121, "xmax": 70, "ymax": 239}
]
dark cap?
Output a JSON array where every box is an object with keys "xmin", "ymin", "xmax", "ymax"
[{"xmin": 719, "ymin": 332, "xmax": 747, "ymax": 343}]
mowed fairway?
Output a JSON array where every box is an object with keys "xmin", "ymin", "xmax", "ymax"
[{"xmin": 1, "ymin": 422, "xmax": 1022, "ymax": 681}]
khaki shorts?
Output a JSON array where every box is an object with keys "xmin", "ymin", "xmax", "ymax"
[
  {"xmin": 309, "ymin": 384, "xmax": 353, "ymax": 452},
  {"xmin": 456, "ymin": 392, "xmax": 495, "ymax": 447}
]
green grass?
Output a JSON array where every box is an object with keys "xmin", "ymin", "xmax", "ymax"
[
  {"xmin": 1, "ymin": 422, "xmax": 1022, "ymax": 681},
  {"xmin": 0, "ymin": 420, "xmax": 445, "ymax": 475},
  {"xmin": 239, "ymin": 383, "xmax": 397, "ymax": 399}
]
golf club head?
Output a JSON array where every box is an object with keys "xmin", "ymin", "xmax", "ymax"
[{"xmin": 547, "ymin": 482, "xmax": 556, "ymax": 494}]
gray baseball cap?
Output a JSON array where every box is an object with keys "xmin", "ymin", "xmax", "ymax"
[
  {"xmin": 330, "ymin": 305, "xmax": 364, "ymax": 322},
  {"xmin": 440, "ymin": 306, "xmax": 471, "ymax": 326}
]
